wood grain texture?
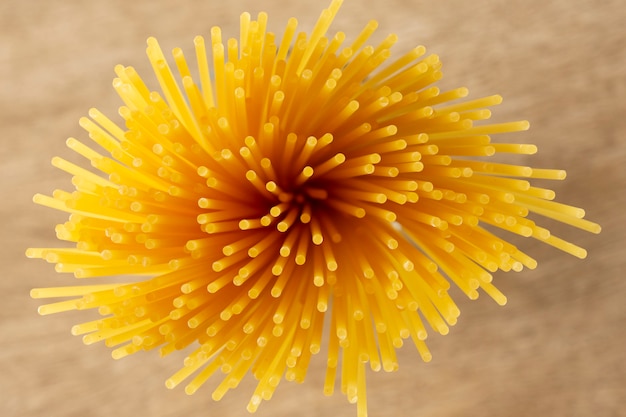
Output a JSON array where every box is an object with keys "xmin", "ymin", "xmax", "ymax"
[{"xmin": 1, "ymin": 1, "xmax": 624, "ymax": 416}]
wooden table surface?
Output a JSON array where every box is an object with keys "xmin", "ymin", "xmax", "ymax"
[{"xmin": 2, "ymin": 1, "xmax": 624, "ymax": 416}]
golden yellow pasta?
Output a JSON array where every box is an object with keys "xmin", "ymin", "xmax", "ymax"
[{"xmin": 28, "ymin": 1, "xmax": 600, "ymax": 415}]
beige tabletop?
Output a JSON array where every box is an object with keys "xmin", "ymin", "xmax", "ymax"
[{"xmin": 2, "ymin": 0, "xmax": 624, "ymax": 416}]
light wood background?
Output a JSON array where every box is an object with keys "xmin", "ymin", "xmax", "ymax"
[{"xmin": 1, "ymin": 1, "xmax": 624, "ymax": 416}]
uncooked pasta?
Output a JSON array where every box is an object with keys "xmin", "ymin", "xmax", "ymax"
[{"xmin": 28, "ymin": 1, "xmax": 600, "ymax": 415}]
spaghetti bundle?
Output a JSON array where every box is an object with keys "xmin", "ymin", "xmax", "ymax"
[{"xmin": 28, "ymin": 1, "xmax": 600, "ymax": 415}]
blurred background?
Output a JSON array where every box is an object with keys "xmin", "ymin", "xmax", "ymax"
[{"xmin": 1, "ymin": 0, "xmax": 624, "ymax": 416}]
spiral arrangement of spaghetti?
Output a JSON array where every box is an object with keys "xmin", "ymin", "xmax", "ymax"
[{"xmin": 28, "ymin": 1, "xmax": 600, "ymax": 415}]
